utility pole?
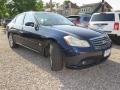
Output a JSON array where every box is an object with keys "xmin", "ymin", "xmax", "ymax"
[
  {"xmin": 69, "ymin": 2, "xmax": 72, "ymax": 15},
  {"xmin": 102, "ymin": 0, "xmax": 105, "ymax": 12},
  {"xmin": 50, "ymin": 0, "xmax": 53, "ymax": 12}
]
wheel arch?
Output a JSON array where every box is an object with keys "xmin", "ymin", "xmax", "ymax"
[
  {"xmin": 7, "ymin": 31, "xmax": 11, "ymax": 38},
  {"xmin": 45, "ymin": 37, "xmax": 67, "ymax": 50}
]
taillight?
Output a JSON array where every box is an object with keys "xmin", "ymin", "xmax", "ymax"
[
  {"xmin": 114, "ymin": 22, "xmax": 119, "ymax": 30},
  {"xmin": 75, "ymin": 20, "xmax": 80, "ymax": 25}
]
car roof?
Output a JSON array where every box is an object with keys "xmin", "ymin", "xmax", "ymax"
[
  {"xmin": 25, "ymin": 11, "xmax": 56, "ymax": 14},
  {"xmin": 93, "ymin": 12, "xmax": 120, "ymax": 15},
  {"xmin": 16, "ymin": 11, "xmax": 57, "ymax": 18}
]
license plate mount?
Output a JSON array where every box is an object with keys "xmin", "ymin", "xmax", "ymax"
[{"xmin": 104, "ymin": 49, "xmax": 111, "ymax": 57}]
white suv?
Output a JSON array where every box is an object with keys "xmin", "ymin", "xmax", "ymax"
[{"xmin": 89, "ymin": 12, "xmax": 120, "ymax": 44}]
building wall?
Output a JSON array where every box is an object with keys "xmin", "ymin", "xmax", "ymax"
[
  {"xmin": 79, "ymin": 4, "xmax": 111, "ymax": 14},
  {"xmin": 57, "ymin": 8, "xmax": 79, "ymax": 16},
  {"xmin": 79, "ymin": 6, "xmax": 94, "ymax": 14},
  {"xmin": 68, "ymin": 8, "xmax": 79, "ymax": 15}
]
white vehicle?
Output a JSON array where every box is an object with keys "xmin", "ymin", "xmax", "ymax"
[{"xmin": 89, "ymin": 12, "xmax": 120, "ymax": 44}]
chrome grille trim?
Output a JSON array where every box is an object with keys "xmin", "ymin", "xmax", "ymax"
[{"xmin": 90, "ymin": 36, "xmax": 111, "ymax": 50}]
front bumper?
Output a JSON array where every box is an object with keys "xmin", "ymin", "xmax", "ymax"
[{"xmin": 64, "ymin": 50, "xmax": 110, "ymax": 69}]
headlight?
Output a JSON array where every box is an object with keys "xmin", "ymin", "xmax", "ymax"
[{"xmin": 64, "ymin": 36, "xmax": 90, "ymax": 47}]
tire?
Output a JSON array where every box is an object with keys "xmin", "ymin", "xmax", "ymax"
[
  {"xmin": 49, "ymin": 41, "xmax": 64, "ymax": 71},
  {"xmin": 44, "ymin": 44, "xmax": 50, "ymax": 57},
  {"xmin": 8, "ymin": 33, "xmax": 18, "ymax": 48}
]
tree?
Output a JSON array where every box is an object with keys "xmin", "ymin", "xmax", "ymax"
[
  {"xmin": 12, "ymin": 0, "xmax": 36, "ymax": 12},
  {"xmin": 0, "ymin": 0, "xmax": 8, "ymax": 18},
  {"xmin": 6, "ymin": 0, "xmax": 44, "ymax": 18},
  {"xmin": 6, "ymin": 0, "xmax": 19, "ymax": 18},
  {"xmin": 35, "ymin": 0, "xmax": 44, "ymax": 11},
  {"xmin": 0, "ymin": 0, "xmax": 44, "ymax": 19},
  {"xmin": 45, "ymin": 2, "xmax": 55, "ymax": 8},
  {"xmin": 56, "ymin": 3, "xmax": 60, "ymax": 8},
  {"xmin": 64, "ymin": 0, "xmax": 71, "ymax": 9}
]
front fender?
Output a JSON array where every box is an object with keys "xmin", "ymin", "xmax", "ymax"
[{"xmin": 38, "ymin": 26, "xmax": 73, "ymax": 51}]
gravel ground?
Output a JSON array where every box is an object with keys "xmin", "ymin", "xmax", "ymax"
[{"xmin": 0, "ymin": 27, "xmax": 120, "ymax": 90}]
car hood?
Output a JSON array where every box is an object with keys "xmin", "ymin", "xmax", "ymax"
[{"xmin": 49, "ymin": 25, "xmax": 103, "ymax": 39}]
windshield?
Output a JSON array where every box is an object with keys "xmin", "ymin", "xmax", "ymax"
[
  {"xmin": 35, "ymin": 12, "xmax": 74, "ymax": 26},
  {"xmin": 91, "ymin": 13, "xmax": 115, "ymax": 21}
]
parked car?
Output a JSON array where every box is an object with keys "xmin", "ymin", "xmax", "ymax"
[
  {"xmin": 89, "ymin": 12, "xmax": 120, "ymax": 44},
  {"xmin": 7, "ymin": 11, "xmax": 112, "ymax": 71},
  {"xmin": 67, "ymin": 14, "xmax": 91, "ymax": 28},
  {"xmin": 2, "ymin": 19, "xmax": 12, "ymax": 28}
]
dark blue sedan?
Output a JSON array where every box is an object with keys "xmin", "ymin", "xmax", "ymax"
[{"xmin": 7, "ymin": 11, "xmax": 112, "ymax": 71}]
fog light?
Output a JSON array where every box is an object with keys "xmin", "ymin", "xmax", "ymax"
[{"xmin": 82, "ymin": 61, "xmax": 86, "ymax": 65}]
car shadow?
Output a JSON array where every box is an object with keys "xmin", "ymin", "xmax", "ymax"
[
  {"xmin": 112, "ymin": 43, "xmax": 120, "ymax": 49},
  {"xmin": 13, "ymin": 46, "xmax": 120, "ymax": 90}
]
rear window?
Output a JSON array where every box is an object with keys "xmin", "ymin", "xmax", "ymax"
[
  {"xmin": 83, "ymin": 16, "xmax": 91, "ymax": 22},
  {"xmin": 91, "ymin": 13, "xmax": 115, "ymax": 21},
  {"xmin": 67, "ymin": 16, "xmax": 80, "ymax": 21}
]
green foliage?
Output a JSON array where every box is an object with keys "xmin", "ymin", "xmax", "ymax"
[
  {"xmin": 35, "ymin": 0, "xmax": 44, "ymax": 11},
  {"xmin": 0, "ymin": 0, "xmax": 44, "ymax": 19},
  {"xmin": 12, "ymin": 0, "xmax": 36, "ymax": 12},
  {"xmin": 0, "ymin": 0, "xmax": 8, "ymax": 18},
  {"xmin": 64, "ymin": 0, "xmax": 70, "ymax": 4}
]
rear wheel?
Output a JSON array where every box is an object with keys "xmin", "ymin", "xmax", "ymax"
[
  {"xmin": 8, "ymin": 33, "xmax": 18, "ymax": 48},
  {"xmin": 49, "ymin": 41, "xmax": 64, "ymax": 71}
]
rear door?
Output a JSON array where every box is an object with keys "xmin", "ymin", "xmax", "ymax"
[
  {"xmin": 89, "ymin": 13, "xmax": 115, "ymax": 32},
  {"xmin": 9, "ymin": 13, "xmax": 25, "ymax": 44}
]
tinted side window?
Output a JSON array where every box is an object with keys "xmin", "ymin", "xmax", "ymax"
[
  {"xmin": 24, "ymin": 13, "xmax": 35, "ymax": 25},
  {"xmin": 91, "ymin": 14, "xmax": 115, "ymax": 21},
  {"xmin": 15, "ymin": 14, "xmax": 25, "ymax": 25}
]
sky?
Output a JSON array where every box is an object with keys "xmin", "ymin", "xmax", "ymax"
[{"xmin": 43, "ymin": 0, "xmax": 120, "ymax": 10}]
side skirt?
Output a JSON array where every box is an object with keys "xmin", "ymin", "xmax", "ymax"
[{"xmin": 16, "ymin": 42, "xmax": 44, "ymax": 55}]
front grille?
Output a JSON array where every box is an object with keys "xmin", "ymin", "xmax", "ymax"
[{"xmin": 90, "ymin": 35, "xmax": 111, "ymax": 50}]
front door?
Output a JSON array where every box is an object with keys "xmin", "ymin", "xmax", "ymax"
[{"xmin": 22, "ymin": 12, "xmax": 43, "ymax": 52}]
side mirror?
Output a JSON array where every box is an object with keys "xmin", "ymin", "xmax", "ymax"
[{"xmin": 25, "ymin": 22, "xmax": 34, "ymax": 27}]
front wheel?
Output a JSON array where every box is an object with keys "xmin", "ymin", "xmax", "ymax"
[{"xmin": 49, "ymin": 41, "xmax": 64, "ymax": 71}]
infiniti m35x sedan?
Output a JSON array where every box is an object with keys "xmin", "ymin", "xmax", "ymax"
[{"xmin": 7, "ymin": 11, "xmax": 112, "ymax": 71}]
